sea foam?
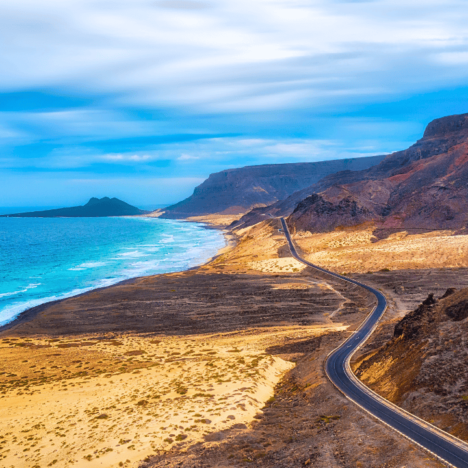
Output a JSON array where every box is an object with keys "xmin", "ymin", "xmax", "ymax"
[{"xmin": 0, "ymin": 217, "xmax": 225, "ymax": 327}]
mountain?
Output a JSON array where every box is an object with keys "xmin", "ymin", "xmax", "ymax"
[
  {"xmin": 159, "ymin": 156, "xmax": 386, "ymax": 219},
  {"xmin": 353, "ymin": 287, "xmax": 468, "ymax": 441},
  {"xmin": 1, "ymin": 197, "xmax": 148, "ymax": 218},
  {"xmin": 231, "ymin": 171, "xmax": 394, "ymax": 230},
  {"xmin": 234, "ymin": 113, "xmax": 468, "ymax": 234}
]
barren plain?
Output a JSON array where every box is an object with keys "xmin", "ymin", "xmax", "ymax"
[{"xmin": 292, "ymin": 223, "xmax": 468, "ymax": 274}]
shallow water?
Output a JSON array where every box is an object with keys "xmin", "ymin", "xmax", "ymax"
[{"xmin": 0, "ymin": 217, "xmax": 225, "ymax": 326}]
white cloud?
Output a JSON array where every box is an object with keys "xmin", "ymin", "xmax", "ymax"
[
  {"xmin": 157, "ymin": 136, "xmax": 387, "ymax": 164},
  {"xmin": 102, "ymin": 153, "xmax": 152, "ymax": 162},
  {"xmin": 178, "ymin": 154, "xmax": 200, "ymax": 161},
  {"xmin": 436, "ymin": 51, "xmax": 468, "ymax": 64},
  {"xmin": 0, "ymin": 123, "xmax": 28, "ymax": 141}
]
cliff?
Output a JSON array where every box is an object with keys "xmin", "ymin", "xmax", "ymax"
[
  {"xmin": 159, "ymin": 156, "xmax": 386, "ymax": 218},
  {"xmin": 234, "ymin": 113, "xmax": 468, "ymax": 234},
  {"xmin": 1, "ymin": 197, "xmax": 148, "ymax": 218}
]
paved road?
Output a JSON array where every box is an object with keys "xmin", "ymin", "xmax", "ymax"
[{"xmin": 280, "ymin": 217, "xmax": 468, "ymax": 468}]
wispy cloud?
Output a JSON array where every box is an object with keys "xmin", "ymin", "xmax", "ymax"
[
  {"xmin": 178, "ymin": 154, "xmax": 200, "ymax": 161},
  {"xmin": 102, "ymin": 153, "xmax": 152, "ymax": 162},
  {"xmin": 2, "ymin": 0, "xmax": 468, "ymax": 204},
  {"xmin": 3, "ymin": 0, "xmax": 468, "ymax": 111}
]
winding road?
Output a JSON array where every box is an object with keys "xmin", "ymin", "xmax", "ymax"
[{"xmin": 280, "ymin": 217, "xmax": 468, "ymax": 468}]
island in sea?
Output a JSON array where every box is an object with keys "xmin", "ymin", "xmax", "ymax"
[{"xmin": 1, "ymin": 196, "xmax": 149, "ymax": 218}]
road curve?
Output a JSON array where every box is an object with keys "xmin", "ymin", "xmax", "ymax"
[{"xmin": 280, "ymin": 217, "xmax": 468, "ymax": 468}]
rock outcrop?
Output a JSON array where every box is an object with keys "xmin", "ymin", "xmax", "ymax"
[
  {"xmin": 1, "ymin": 197, "xmax": 148, "ymax": 217},
  {"xmin": 159, "ymin": 156, "xmax": 385, "ymax": 218},
  {"xmin": 287, "ymin": 194, "xmax": 376, "ymax": 233},
  {"xmin": 353, "ymin": 287, "xmax": 468, "ymax": 441}
]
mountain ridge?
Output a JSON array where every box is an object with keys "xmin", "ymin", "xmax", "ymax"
[
  {"xmin": 159, "ymin": 156, "xmax": 386, "ymax": 219},
  {"xmin": 233, "ymin": 112, "xmax": 468, "ymax": 235}
]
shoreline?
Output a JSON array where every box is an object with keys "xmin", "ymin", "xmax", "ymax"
[
  {"xmin": 0, "ymin": 277, "xmax": 140, "ymax": 335},
  {"xmin": 0, "ymin": 217, "xmax": 234, "ymax": 335}
]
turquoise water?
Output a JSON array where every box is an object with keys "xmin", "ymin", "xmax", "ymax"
[{"xmin": 0, "ymin": 217, "xmax": 225, "ymax": 327}]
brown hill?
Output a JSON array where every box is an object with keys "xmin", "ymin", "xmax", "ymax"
[
  {"xmin": 234, "ymin": 113, "xmax": 468, "ymax": 234},
  {"xmin": 158, "ymin": 156, "xmax": 385, "ymax": 219},
  {"xmin": 353, "ymin": 287, "xmax": 468, "ymax": 441},
  {"xmin": 286, "ymin": 193, "xmax": 376, "ymax": 233}
]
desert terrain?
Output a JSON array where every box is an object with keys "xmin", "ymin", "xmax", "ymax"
[
  {"xmin": 291, "ymin": 222, "xmax": 468, "ymax": 274},
  {"xmin": 3, "ymin": 217, "xmax": 468, "ymax": 467}
]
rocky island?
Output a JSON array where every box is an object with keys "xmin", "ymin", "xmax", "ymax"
[{"xmin": 2, "ymin": 196, "xmax": 149, "ymax": 218}]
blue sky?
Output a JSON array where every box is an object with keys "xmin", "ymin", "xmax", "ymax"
[{"xmin": 2, "ymin": 0, "xmax": 468, "ymax": 208}]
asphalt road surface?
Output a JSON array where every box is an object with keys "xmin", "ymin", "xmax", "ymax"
[{"xmin": 280, "ymin": 217, "xmax": 468, "ymax": 468}]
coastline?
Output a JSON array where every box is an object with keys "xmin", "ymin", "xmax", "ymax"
[
  {"xmin": 0, "ymin": 214, "xmax": 449, "ymax": 468},
  {"xmin": 0, "ymin": 216, "xmax": 234, "ymax": 335},
  {"xmin": 0, "ymin": 277, "xmax": 140, "ymax": 335}
]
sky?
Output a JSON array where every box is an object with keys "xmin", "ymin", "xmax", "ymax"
[{"xmin": 2, "ymin": 0, "xmax": 468, "ymax": 208}]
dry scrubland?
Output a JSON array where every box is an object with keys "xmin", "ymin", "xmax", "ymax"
[
  {"xmin": 1, "ymin": 217, "xmax": 464, "ymax": 467},
  {"xmin": 0, "ymin": 333, "xmax": 300, "ymax": 467},
  {"xmin": 291, "ymin": 223, "xmax": 468, "ymax": 273}
]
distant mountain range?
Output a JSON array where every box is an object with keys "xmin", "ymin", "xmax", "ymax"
[
  {"xmin": 1, "ymin": 197, "xmax": 148, "ymax": 218},
  {"xmin": 7, "ymin": 111, "xmax": 467, "ymax": 233},
  {"xmin": 159, "ymin": 156, "xmax": 386, "ymax": 218},
  {"xmin": 233, "ymin": 113, "xmax": 468, "ymax": 235}
]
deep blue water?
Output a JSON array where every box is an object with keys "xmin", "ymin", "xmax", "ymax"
[{"xmin": 0, "ymin": 217, "xmax": 225, "ymax": 327}]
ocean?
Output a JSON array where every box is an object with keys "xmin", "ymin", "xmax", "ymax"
[{"xmin": 0, "ymin": 217, "xmax": 226, "ymax": 327}]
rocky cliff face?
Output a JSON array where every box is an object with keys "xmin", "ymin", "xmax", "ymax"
[
  {"xmin": 234, "ymin": 113, "xmax": 468, "ymax": 234},
  {"xmin": 159, "ymin": 156, "xmax": 385, "ymax": 218},
  {"xmin": 353, "ymin": 287, "xmax": 468, "ymax": 441}
]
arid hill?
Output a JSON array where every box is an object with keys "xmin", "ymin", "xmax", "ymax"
[
  {"xmin": 159, "ymin": 156, "xmax": 385, "ymax": 218},
  {"xmin": 353, "ymin": 287, "xmax": 468, "ymax": 441},
  {"xmin": 234, "ymin": 113, "xmax": 468, "ymax": 234},
  {"xmin": 286, "ymin": 193, "xmax": 376, "ymax": 233},
  {"xmin": 1, "ymin": 197, "xmax": 148, "ymax": 217}
]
